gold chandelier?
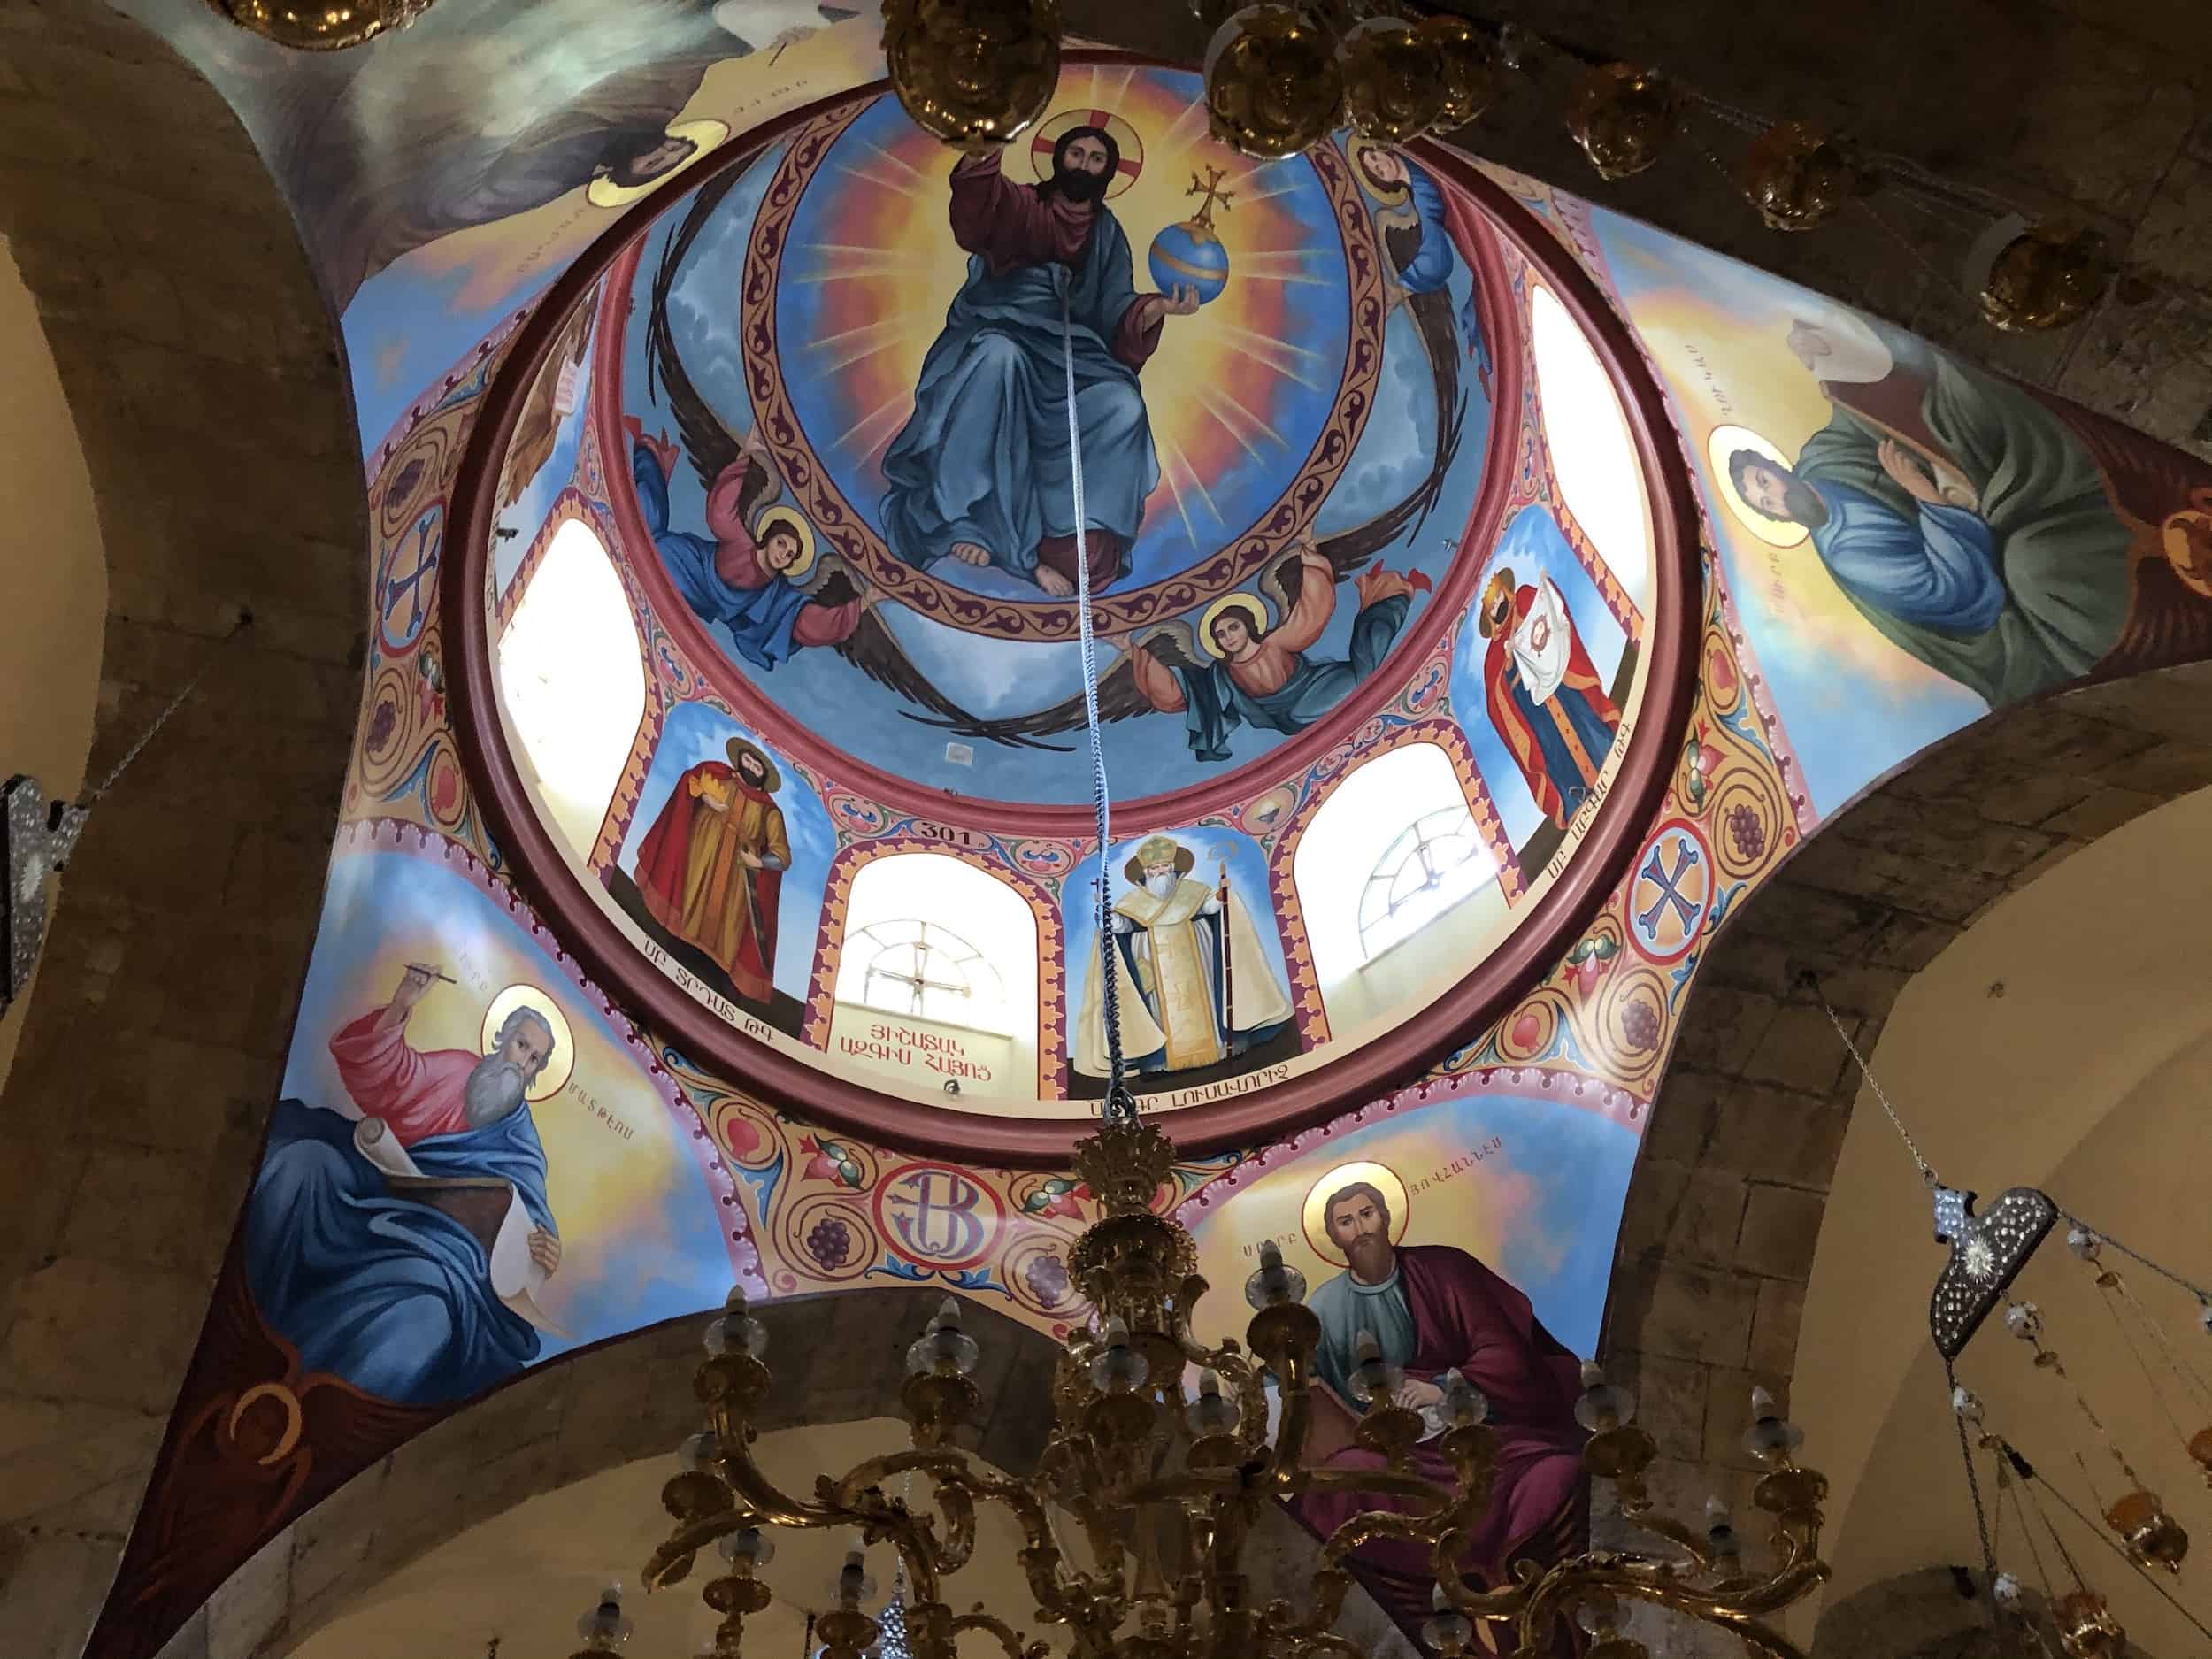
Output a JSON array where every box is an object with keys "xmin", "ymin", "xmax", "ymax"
[
  {"xmin": 201, "ymin": 0, "xmax": 434, "ymax": 50},
  {"xmin": 621, "ymin": 1114, "xmax": 1833, "ymax": 1659}
]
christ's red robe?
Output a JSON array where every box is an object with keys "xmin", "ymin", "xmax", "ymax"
[{"xmin": 1287, "ymin": 1244, "xmax": 1589, "ymax": 1653}]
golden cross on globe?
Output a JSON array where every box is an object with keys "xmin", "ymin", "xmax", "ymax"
[{"xmin": 1186, "ymin": 164, "xmax": 1235, "ymax": 230}]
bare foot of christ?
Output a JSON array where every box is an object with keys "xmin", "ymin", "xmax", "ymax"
[
  {"xmin": 947, "ymin": 542, "xmax": 991, "ymax": 565},
  {"xmin": 1035, "ymin": 566, "xmax": 1075, "ymax": 597}
]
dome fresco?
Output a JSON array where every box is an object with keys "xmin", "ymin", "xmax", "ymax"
[
  {"xmin": 472, "ymin": 63, "xmax": 1688, "ymax": 1143},
  {"xmin": 81, "ymin": 10, "xmax": 2212, "ymax": 1659}
]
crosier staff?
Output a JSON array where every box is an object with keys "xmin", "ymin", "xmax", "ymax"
[{"xmin": 1217, "ymin": 856, "xmax": 1234, "ymax": 1044}]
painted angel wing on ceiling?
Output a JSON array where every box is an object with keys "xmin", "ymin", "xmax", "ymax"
[{"xmin": 646, "ymin": 175, "xmax": 1024, "ymax": 745}]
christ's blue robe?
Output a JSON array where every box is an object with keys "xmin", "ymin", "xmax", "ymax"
[
  {"xmin": 1804, "ymin": 474, "xmax": 2006, "ymax": 634},
  {"xmin": 244, "ymin": 1099, "xmax": 555, "ymax": 1406},
  {"xmin": 632, "ymin": 441, "xmax": 810, "ymax": 671},
  {"xmin": 879, "ymin": 210, "xmax": 1160, "ymax": 581},
  {"xmin": 1167, "ymin": 593, "xmax": 1410, "ymax": 762}
]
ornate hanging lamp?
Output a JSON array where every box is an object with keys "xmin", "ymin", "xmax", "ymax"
[{"xmin": 202, "ymin": 0, "xmax": 434, "ymax": 50}]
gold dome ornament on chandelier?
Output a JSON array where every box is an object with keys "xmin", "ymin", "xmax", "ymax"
[
  {"xmin": 1975, "ymin": 219, "xmax": 2113, "ymax": 332},
  {"xmin": 1203, "ymin": 4, "xmax": 1346, "ymax": 159},
  {"xmin": 882, "ymin": 0, "xmax": 1063, "ymax": 150},
  {"xmin": 1738, "ymin": 121, "xmax": 1855, "ymax": 232},
  {"xmin": 1421, "ymin": 13, "xmax": 1502, "ymax": 129},
  {"xmin": 1565, "ymin": 63, "xmax": 1676, "ymax": 181},
  {"xmin": 201, "ymin": 0, "xmax": 433, "ymax": 49},
  {"xmin": 1336, "ymin": 16, "xmax": 1450, "ymax": 142}
]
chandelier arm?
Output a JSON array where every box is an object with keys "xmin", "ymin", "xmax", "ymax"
[
  {"xmin": 1294, "ymin": 1468, "xmax": 1459, "ymax": 1507},
  {"xmin": 1522, "ymin": 1568, "xmax": 1823, "ymax": 1659},
  {"xmin": 1266, "ymin": 1365, "xmax": 1319, "ymax": 1488},
  {"xmin": 947, "ymin": 1608, "xmax": 1048, "ymax": 1659},
  {"xmin": 933, "ymin": 1463, "xmax": 1110, "ymax": 1626},
  {"xmin": 641, "ymin": 1508, "xmax": 749, "ymax": 1591}
]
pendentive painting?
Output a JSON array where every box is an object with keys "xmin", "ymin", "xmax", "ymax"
[
  {"xmin": 1183, "ymin": 1086, "xmax": 1638, "ymax": 1651},
  {"xmin": 244, "ymin": 838, "xmax": 739, "ymax": 1408},
  {"xmin": 614, "ymin": 58, "xmax": 1500, "ymax": 807}
]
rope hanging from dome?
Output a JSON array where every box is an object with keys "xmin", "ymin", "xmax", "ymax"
[{"xmin": 1060, "ymin": 288, "xmax": 1138, "ymax": 1125}]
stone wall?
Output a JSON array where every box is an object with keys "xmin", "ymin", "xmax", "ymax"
[
  {"xmin": 0, "ymin": 6, "xmax": 361, "ymax": 1656},
  {"xmin": 1598, "ymin": 661, "xmax": 2212, "ymax": 1602}
]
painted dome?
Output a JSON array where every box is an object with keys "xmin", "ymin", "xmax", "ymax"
[{"xmin": 456, "ymin": 56, "xmax": 1697, "ymax": 1159}]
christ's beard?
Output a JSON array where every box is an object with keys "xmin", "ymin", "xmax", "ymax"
[
  {"xmin": 1346, "ymin": 1234, "xmax": 1395, "ymax": 1283},
  {"xmin": 1144, "ymin": 872, "xmax": 1179, "ymax": 900},
  {"xmin": 1053, "ymin": 165, "xmax": 1109, "ymax": 204},
  {"xmin": 465, "ymin": 1056, "xmax": 529, "ymax": 1126}
]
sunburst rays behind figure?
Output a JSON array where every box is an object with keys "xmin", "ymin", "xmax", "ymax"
[{"xmin": 639, "ymin": 67, "xmax": 1471, "ymax": 756}]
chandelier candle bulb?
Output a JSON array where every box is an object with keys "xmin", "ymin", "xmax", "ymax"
[
  {"xmin": 1244, "ymin": 1239, "xmax": 1307, "ymax": 1309},
  {"xmin": 703, "ymin": 1286, "xmax": 767, "ymax": 1359},
  {"xmin": 1186, "ymin": 1366, "xmax": 1243, "ymax": 1439},
  {"xmin": 1440, "ymin": 1366, "xmax": 1488, "ymax": 1427},
  {"xmin": 571, "ymin": 1584, "xmax": 633, "ymax": 1654},
  {"xmin": 1422, "ymin": 1583, "xmax": 1477, "ymax": 1657},
  {"xmin": 1347, "ymin": 1327, "xmax": 1403, "ymax": 1404},
  {"xmin": 1744, "ymin": 1386, "xmax": 1805, "ymax": 1460},
  {"xmin": 1573, "ymin": 1363, "xmax": 1636, "ymax": 1432},
  {"xmin": 718, "ymin": 1526, "xmax": 773, "ymax": 1569},
  {"xmin": 677, "ymin": 1428, "xmax": 718, "ymax": 1474}
]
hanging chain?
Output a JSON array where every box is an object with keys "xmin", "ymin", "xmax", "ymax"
[
  {"xmin": 1945, "ymin": 1360, "xmax": 2003, "ymax": 1622},
  {"xmin": 83, "ymin": 611, "xmax": 253, "ymax": 805},
  {"xmin": 1806, "ymin": 973, "xmax": 1938, "ymax": 1186},
  {"xmin": 1062, "ymin": 288, "xmax": 1137, "ymax": 1124}
]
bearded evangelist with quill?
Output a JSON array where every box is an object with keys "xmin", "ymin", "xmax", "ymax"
[{"xmin": 243, "ymin": 964, "xmax": 570, "ymax": 1406}]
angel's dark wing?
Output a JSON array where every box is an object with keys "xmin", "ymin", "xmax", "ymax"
[
  {"xmin": 896, "ymin": 642, "xmax": 1168, "ymax": 749},
  {"xmin": 830, "ymin": 608, "xmax": 1083, "ymax": 752},
  {"xmin": 1301, "ymin": 284, "xmax": 1470, "ymax": 572},
  {"xmin": 643, "ymin": 165, "xmax": 774, "ymax": 520},
  {"xmin": 1404, "ymin": 287, "xmax": 1462, "ymax": 457}
]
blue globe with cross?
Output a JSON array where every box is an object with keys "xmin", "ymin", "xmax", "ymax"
[
  {"xmin": 1148, "ymin": 219, "xmax": 1230, "ymax": 306},
  {"xmin": 1147, "ymin": 164, "xmax": 1237, "ymax": 307}
]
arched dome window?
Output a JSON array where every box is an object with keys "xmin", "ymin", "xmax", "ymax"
[
  {"xmin": 1358, "ymin": 801, "xmax": 1493, "ymax": 962},
  {"xmin": 495, "ymin": 517, "xmax": 646, "ymax": 863},
  {"xmin": 833, "ymin": 853, "xmax": 1037, "ymax": 1041},
  {"xmin": 841, "ymin": 918, "xmax": 1005, "ymax": 1029},
  {"xmin": 1295, "ymin": 742, "xmax": 1502, "ymax": 1030},
  {"xmin": 1531, "ymin": 283, "xmax": 1653, "ymax": 608}
]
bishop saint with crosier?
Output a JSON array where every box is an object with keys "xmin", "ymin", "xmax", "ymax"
[
  {"xmin": 1074, "ymin": 835, "xmax": 1293, "ymax": 1080},
  {"xmin": 245, "ymin": 967, "xmax": 564, "ymax": 1406},
  {"xmin": 631, "ymin": 737, "xmax": 790, "ymax": 1006},
  {"xmin": 879, "ymin": 126, "xmax": 1202, "ymax": 598}
]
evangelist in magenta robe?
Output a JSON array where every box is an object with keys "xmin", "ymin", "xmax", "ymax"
[{"xmin": 1287, "ymin": 1244, "xmax": 1589, "ymax": 1650}]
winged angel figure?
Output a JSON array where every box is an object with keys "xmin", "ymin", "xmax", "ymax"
[{"xmin": 643, "ymin": 166, "xmax": 1464, "ymax": 756}]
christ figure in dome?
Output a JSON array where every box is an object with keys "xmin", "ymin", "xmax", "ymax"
[
  {"xmin": 244, "ymin": 967, "xmax": 563, "ymax": 1405},
  {"xmin": 630, "ymin": 737, "xmax": 789, "ymax": 1006},
  {"xmin": 879, "ymin": 127, "xmax": 1201, "ymax": 598},
  {"xmin": 1289, "ymin": 1179, "xmax": 1588, "ymax": 1653},
  {"xmin": 1477, "ymin": 565, "xmax": 1622, "ymax": 831}
]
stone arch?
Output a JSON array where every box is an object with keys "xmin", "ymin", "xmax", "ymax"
[
  {"xmin": 0, "ymin": 7, "xmax": 362, "ymax": 1655},
  {"xmin": 1811, "ymin": 1565, "xmax": 2170, "ymax": 1659},
  {"xmin": 1598, "ymin": 661, "xmax": 2212, "ymax": 1550},
  {"xmin": 145, "ymin": 1284, "xmax": 1411, "ymax": 1659}
]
